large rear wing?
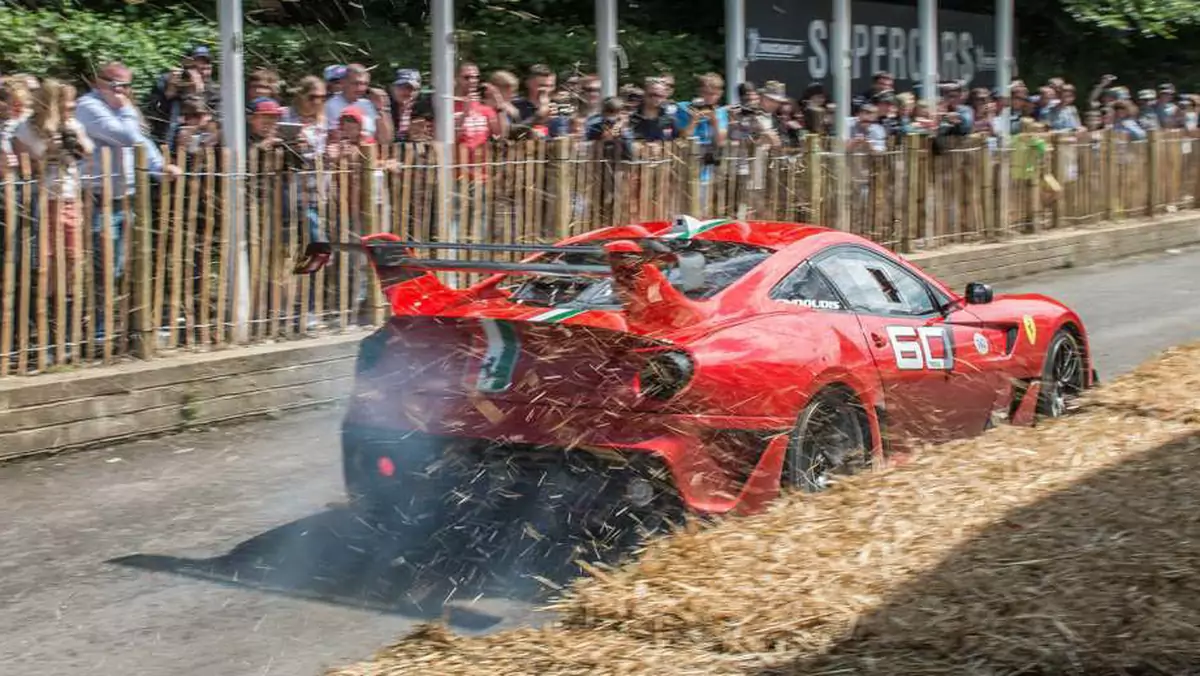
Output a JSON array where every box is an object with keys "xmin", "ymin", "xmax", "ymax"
[
  {"xmin": 292, "ymin": 233, "xmax": 710, "ymax": 329},
  {"xmin": 291, "ymin": 236, "xmax": 703, "ymax": 282},
  {"xmin": 293, "ymin": 239, "xmax": 618, "ymax": 278}
]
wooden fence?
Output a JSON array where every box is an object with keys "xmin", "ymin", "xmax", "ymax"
[{"xmin": 1, "ymin": 130, "xmax": 1197, "ymax": 377}]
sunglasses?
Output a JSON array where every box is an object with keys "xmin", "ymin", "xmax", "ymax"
[{"xmin": 105, "ymin": 79, "xmax": 133, "ymax": 90}]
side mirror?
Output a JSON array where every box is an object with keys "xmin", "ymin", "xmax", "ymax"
[{"xmin": 964, "ymin": 281, "xmax": 994, "ymax": 305}]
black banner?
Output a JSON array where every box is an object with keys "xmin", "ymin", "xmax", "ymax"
[{"xmin": 745, "ymin": 0, "xmax": 1010, "ymax": 97}]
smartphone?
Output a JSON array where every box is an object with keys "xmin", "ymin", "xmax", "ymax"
[{"xmin": 277, "ymin": 121, "xmax": 303, "ymax": 143}]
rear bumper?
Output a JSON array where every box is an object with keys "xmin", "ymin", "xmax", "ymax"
[{"xmin": 343, "ymin": 393, "xmax": 794, "ymax": 516}]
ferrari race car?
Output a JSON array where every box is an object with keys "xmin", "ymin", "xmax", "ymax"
[{"xmin": 295, "ymin": 216, "xmax": 1095, "ymax": 531}]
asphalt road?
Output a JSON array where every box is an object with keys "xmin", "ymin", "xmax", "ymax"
[{"xmin": 2, "ymin": 245, "xmax": 1199, "ymax": 676}]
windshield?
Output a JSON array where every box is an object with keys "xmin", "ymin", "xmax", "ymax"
[{"xmin": 504, "ymin": 239, "xmax": 772, "ymax": 309}]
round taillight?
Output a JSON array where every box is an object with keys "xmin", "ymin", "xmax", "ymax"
[
  {"xmin": 377, "ymin": 457, "xmax": 396, "ymax": 477},
  {"xmin": 638, "ymin": 351, "xmax": 694, "ymax": 401}
]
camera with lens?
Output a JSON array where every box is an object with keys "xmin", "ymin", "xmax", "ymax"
[{"xmin": 59, "ymin": 125, "xmax": 83, "ymax": 159}]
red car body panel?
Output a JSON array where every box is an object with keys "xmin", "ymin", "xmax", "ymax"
[{"xmin": 323, "ymin": 219, "xmax": 1093, "ymax": 516}]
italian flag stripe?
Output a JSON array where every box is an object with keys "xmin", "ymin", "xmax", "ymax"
[
  {"xmin": 529, "ymin": 307, "xmax": 589, "ymax": 323},
  {"xmin": 665, "ymin": 218, "xmax": 735, "ymax": 240}
]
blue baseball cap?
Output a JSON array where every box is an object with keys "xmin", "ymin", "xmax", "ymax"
[
  {"xmin": 393, "ymin": 68, "xmax": 421, "ymax": 88},
  {"xmin": 324, "ymin": 65, "xmax": 347, "ymax": 82},
  {"xmin": 189, "ymin": 46, "xmax": 212, "ymax": 61}
]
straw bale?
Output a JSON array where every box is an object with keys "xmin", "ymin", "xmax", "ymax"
[
  {"xmin": 1084, "ymin": 342, "xmax": 1200, "ymax": 424},
  {"xmin": 329, "ymin": 341, "xmax": 1200, "ymax": 675}
]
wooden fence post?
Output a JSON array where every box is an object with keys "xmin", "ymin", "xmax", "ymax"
[
  {"xmin": 902, "ymin": 134, "xmax": 919, "ymax": 253},
  {"xmin": 0, "ymin": 161, "xmax": 14, "ymax": 376},
  {"xmin": 1146, "ymin": 129, "xmax": 1159, "ymax": 217},
  {"xmin": 1104, "ymin": 130, "xmax": 1118, "ymax": 221},
  {"xmin": 361, "ymin": 146, "xmax": 385, "ymax": 326},
  {"xmin": 552, "ymin": 137, "xmax": 572, "ymax": 240},
  {"xmin": 806, "ymin": 134, "xmax": 822, "ymax": 226},
  {"xmin": 132, "ymin": 146, "xmax": 154, "ymax": 359},
  {"xmin": 1050, "ymin": 133, "xmax": 1063, "ymax": 231},
  {"xmin": 687, "ymin": 138, "xmax": 703, "ymax": 216}
]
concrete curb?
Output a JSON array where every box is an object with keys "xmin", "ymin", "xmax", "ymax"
[{"xmin": 2, "ymin": 215, "xmax": 1199, "ymax": 461}]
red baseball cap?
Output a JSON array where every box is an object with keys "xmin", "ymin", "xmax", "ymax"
[{"xmin": 251, "ymin": 97, "xmax": 283, "ymax": 116}]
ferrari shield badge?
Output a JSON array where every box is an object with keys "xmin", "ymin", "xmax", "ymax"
[
  {"xmin": 973, "ymin": 332, "xmax": 989, "ymax": 355},
  {"xmin": 477, "ymin": 319, "xmax": 520, "ymax": 393},
  {"xmin": 1022, "ymin": 315, "xmax": 1037, "ymax": 346}
]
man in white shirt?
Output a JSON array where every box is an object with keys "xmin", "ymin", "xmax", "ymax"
[{"xmin": 75, "ymin": 61, "xmax": 180, "ymax": 341}]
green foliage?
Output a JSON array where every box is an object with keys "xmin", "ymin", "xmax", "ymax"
[{"xmin": 0, "ymin": 4, "xmax": 719, "ymax": 98}]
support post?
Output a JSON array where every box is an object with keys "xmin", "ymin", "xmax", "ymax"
[
  {"xmin": 725, "ymin": 0, "xmax": 745, "ymax": 106},
  {"xmin": 596, "ymin": 0, "xmax": 618, "ymax": 98},
  {"xmin": 219, "ymin": 0, "xmax": 250, "ymax": 343}
]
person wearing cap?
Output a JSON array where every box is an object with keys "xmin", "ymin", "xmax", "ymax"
[
  {"xmin": 324, "ymin": 65, "xmax": 347, "ymax": 100},
  {"xmin": 936, "ymin": 81, "xmax": 974, "ymax": 137},
  {"xmin": 248, "ymin": 96, "xmax": 284, "ymax": 150},
  {"xmin": 1136, "ymin": 89, "xmax": 1160, "ymax": 131},
  {"xmin": 390, "ymin": 68, "xmax": 424, "ymax": 142},
  {"xmin": 1156, "ymin": 83, "xmax": 1181, "ymax": 129},
  {"xmin": 872, "ymin": 89, "xmax": 902, "ymax": 136},
  {"xmin": 145, "ymin": 46, "xmax": 217, "ymax": 144},
  {"xmin": 758, "ymin": 80, "xmax": 794, "ymax": 141}
]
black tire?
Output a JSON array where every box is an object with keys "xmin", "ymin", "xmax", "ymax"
[
  {"xmin": 342, "ymin": 429, "xmax": 475, "ymax": 535},
  {"xmin": 783, "ymin": 388, "xmax": 871, "ymax": 493},
  {"xmin": 1036, "ymin": 328, "xmax": 1087, "ymax": 419}
]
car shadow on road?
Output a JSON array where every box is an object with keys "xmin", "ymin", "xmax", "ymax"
[
  {"xmin": 109, "ymin": 503, "xmax": 663, "ymax": 633},
  {"xmin": 754, "ymin": 430, "xmax": 1200, "ymax": 675}
]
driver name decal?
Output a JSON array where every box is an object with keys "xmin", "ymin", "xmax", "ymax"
[{"xmin": 782, "ymin": 298, "xmax": 842, "ymax": 310}]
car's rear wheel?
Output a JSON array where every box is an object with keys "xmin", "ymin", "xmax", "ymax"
[
  {"xmin": 1037, "ymin": 328, "xmax": 1087, "ymax": 419},
  {"xmin": 342, "ymin": 429, "xmax": 475, "ymax": 536},
  {"xmin": 783, "ymin": 388, "xmax": 871, "ymax": 493}
]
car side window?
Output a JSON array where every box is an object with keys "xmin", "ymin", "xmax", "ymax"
[
  {"xmin": 770, "ymin": 262, "xmax": 845, "ymax": 311},
  {"xmin": 814, "ymin": 248, "xmax": 938, "ymax": 316}
]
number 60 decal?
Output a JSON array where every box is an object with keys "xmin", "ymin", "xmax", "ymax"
[{"xmin": 886, "ymin": 325, "xmax": 954, "ymax": 371}]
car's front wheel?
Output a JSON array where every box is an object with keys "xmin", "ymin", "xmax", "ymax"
[
  {"xmin": 783, "ymin": 388, "xmax": 872, "ymax": 493},
  {"xmin": 1037, "ymin": 328, "xmax": 1087, "ymax": 419}
]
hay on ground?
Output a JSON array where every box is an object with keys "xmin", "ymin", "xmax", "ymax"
[{"xmin": 327, "ymin": 342, "xmax": 1200, "ymax": 676}]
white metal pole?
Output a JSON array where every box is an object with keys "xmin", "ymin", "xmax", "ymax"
[
  {"xmin": 995, "ymin": 0, "xmax": 1013, "ymax": 239},
  {"xmin": 919, "ymin": 0, "xmax": 938, "ymax": 110},
  {"xmin": 218, "ymin": 0, "xmax": 250, "ymax": 343},
  {"xmin": 431, "ymin": 0, "xmax": 457, "ymax": 262},
  {"xmin": 996, "ymin": 0, "xmax": 1012, "ymax": 138},
  {"xmin": 725, "ymin": 0, "xmax": 746, "ymax": 105},
  {"xmin": 596, "ymin": 0, "xmax": 617, "ymax": 98},
  {"xmin": 832, "ymin": 0, "xmax": 851, "ymax": 229}
]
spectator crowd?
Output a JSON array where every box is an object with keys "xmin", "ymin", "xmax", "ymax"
[
  {"xmin": 1, "ymin": 48, "xmax": 1197, "ymax": 342},
  {"xmin": 4, "ymin": 47, "xmax": 1199, "ymax": 187}
]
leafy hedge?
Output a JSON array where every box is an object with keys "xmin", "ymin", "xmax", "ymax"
[{"xmin": 0, "ymin": 5, "xmax": 720, "ymax": 98}]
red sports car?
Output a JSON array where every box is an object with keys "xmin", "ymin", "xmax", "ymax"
[{"xmin": 296, "ymin": 216, "xmax": 1094, "ymax": 529}]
